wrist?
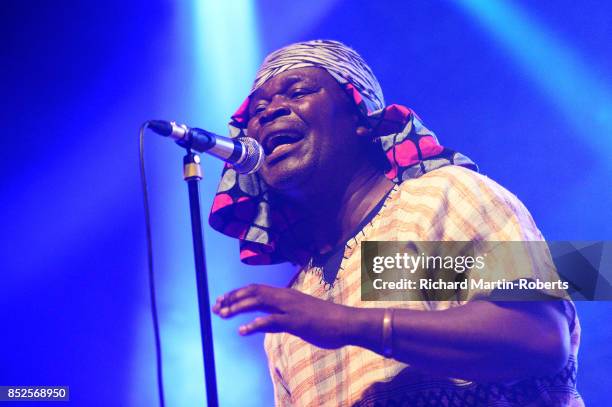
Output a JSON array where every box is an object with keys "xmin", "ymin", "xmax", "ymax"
[{"xmin": 345, "ymin": 307, "xmax": 386, "ymax": 351}]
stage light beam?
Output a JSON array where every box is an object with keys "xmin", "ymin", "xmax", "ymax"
[{"xmin": 455, "ymin": 0, "xmax": 612, "ymax": 155}]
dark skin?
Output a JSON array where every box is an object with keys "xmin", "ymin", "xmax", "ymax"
[
  {"xmin": 245, "ymin": 66, "xmax": 393, "ymax": 252},
  {"xmin": 213, "ymin": 67, "xmax": 570, "ymax": 382}
]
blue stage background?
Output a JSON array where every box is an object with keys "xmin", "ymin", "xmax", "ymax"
[{"xmin": 1, "ymin": 1, "xmax": 610, "ymax": 405}]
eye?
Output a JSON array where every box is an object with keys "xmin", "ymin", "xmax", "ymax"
[
  {"xmin": 290, "ymin": 88, "xmax": 312, "ymax": 99},
  {"xmin": 251, "ymin": 103, "xmax": 267, "ymax": 116}
]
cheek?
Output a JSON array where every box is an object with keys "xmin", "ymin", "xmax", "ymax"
[
  {"xmin": 298, "ymin": 96, "xmax": 335, "ymax": 121},
  {"xmin": 246, "ymin": 120, "xmax": 258, "ymax": 138}
]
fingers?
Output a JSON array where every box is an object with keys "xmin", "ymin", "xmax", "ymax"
[
  {"xmin": 212, "ymin": 284, "xmax": 257, "ymax": 313},
  {"xmin": 212, "ymin": 285, "xmax": 297, "ymax": 336},
  {"xmin": 216, "ymin": 297, "xmax": 274, "ymax": 318},
  {"xmin": 213, "ymin": 284, "xmax": 281, "ymax": 318},
  {"xmin": 239, "ymin": 315, "xmax": 286, "ymax": 336}
]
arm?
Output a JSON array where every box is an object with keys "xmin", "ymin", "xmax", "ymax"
[
  {"xmin": 349, "ymin": 299, "xmax": 570, "ymax": 382},
  {"xmin": 212, "ymin": 284, "xmax": 570, "ymax": 382}
]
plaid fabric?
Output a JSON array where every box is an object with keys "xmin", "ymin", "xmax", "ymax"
[{"xmin": 264, "ymin": 165, "xmax": 583, "ymax": 406}]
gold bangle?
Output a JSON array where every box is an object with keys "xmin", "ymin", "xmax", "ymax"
[{"xmin": 382, "ymin": 308, "xmax": 394, "ymax": 358}]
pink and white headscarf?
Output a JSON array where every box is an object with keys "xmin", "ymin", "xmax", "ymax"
[{"xmin": 209, "ymin": 40, "xmax": 477, "ymax": 265}]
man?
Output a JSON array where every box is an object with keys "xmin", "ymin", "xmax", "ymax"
[{"xmin": 210, "ymin": 40, "xmax": 582, "ymax": 406}]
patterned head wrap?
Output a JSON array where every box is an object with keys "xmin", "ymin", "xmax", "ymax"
[{"xmin": 209, "ymin": 39, "xmax": 477, "ymax": 265}]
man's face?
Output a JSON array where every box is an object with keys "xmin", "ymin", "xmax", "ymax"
[{"xmin": 246, "ymin": 67, "xmax": 362, "ymax": 197}]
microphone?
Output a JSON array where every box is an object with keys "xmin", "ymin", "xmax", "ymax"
[{"xmin": 148, "ymin": 120, "xmax": 265, "ymax": 174}]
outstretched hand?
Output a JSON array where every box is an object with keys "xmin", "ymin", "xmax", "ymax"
[{"xmin": 212, "ymin": 284, "xmax": 353, "ymax": 349}]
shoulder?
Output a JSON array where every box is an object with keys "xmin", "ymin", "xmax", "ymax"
[
  {"xmin": 395, "ymin": 165, "xmax": 529, "ymax": 215},
  {"xmin": 397, "ymin": 166, "xmax": 516, "ymax": 203},
  {"xmin": 389, "ymin": 165, "xmax": 544, "ymax": 240}
]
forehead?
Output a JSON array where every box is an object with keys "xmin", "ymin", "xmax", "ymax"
[{"xmin": 250, "ymin": 66, "xmax": 338, "ymax": 101}]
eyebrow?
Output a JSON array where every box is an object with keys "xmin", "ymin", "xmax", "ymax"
[{"xmin": 251, "ymin": 75, "xmax": 311, "ymax": 103}]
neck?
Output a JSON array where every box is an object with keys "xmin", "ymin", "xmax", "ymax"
[{"xmin": 291, "ymin": 164, "xmax": 395, "ymax": 256}]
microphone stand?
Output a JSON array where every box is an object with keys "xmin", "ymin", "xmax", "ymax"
[{"xmin": 182, "ymin": 149, "xmax": 219, "ymax": 407}]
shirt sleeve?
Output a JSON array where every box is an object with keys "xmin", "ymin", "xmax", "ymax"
[{"xmin": 438, "ymin": 167, "xmax": 575, "ymax": 321}]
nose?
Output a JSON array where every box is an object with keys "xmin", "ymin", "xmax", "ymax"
[{"xmin": 259, "ymin": 96, "xmax": 290, "ymax": 126}]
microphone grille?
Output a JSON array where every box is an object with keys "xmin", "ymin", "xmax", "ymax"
[{"xmin": 234, "ymin": 137, "xmax": 265, "ymax": 174}]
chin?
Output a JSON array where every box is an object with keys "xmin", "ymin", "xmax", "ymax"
[{"xmin": 261, "ymin": 156, "xmax": 317, "ymax": 194}]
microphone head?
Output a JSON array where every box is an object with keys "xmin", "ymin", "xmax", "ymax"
[{"xmin": 234, "ymin": 137, "xmax": 265, "ymax": 174}]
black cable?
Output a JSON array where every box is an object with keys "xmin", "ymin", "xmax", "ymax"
[{"xmin": 139, "ymin": 122, "xmax": 166, "ymax": 407}]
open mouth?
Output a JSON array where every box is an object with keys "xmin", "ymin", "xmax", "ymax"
[{"xmin": 263, "ymin": 131, "xmax": 304, "ymax": 156}]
